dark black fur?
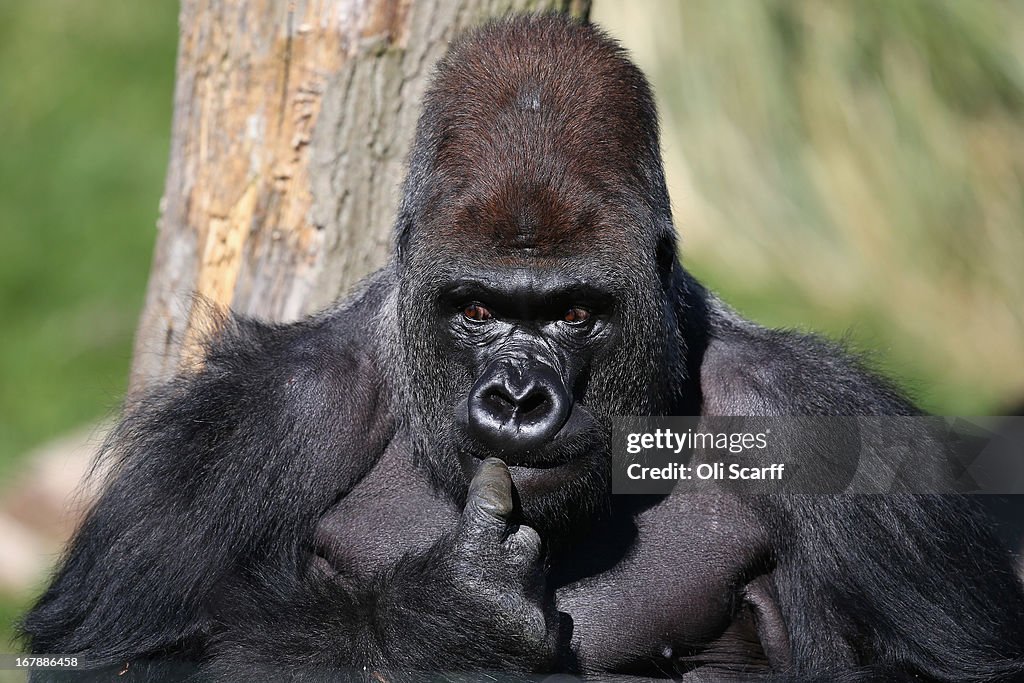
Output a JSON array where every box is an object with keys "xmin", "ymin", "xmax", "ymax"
[{"xmin": 21, "ymin": 14, "xmax": 1024, "ymax": 682}]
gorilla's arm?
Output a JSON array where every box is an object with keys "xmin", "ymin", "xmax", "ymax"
[
  {"xmin": 701, "ymin": 311, "xmax": 1024, "ymax": 681},
  {"xmin": 20, "ymin": 287, "xmax": 392, "ymax": 666},
  {"xmin": 205, "ymin": 459, "xmax": 562, "ymax": 680},
  {"xmin": 22, "ymin": 274, "xmax": 560, "ymax": 677}
]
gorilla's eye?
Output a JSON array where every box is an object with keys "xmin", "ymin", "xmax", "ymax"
[
  {"xmin": 562, "ymin": 307, "xmax": 591, "ymax": 325},
  {"xmin": 463, "ymin": 304, "xmax": 493, "ymax": 322}
]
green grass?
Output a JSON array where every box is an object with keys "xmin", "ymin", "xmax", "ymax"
[
  {"xmin": 0, "ymin": 2, "xmax": 179, "ymax": 481},
  {"xmin": 0, "ymin": 2, "xmax": 177, "ymax": 646},
  {"xmin": 0, "ymin": 592, "xmax": 31, "ymax": 653}
]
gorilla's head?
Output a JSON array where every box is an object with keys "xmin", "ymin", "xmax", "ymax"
[{"xmin": 390, "ymin": 16, "xmax": 685, "ymax": 538}]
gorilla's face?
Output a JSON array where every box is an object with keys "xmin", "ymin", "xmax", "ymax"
[
  {"xmin": 440, "ymin": 262, "xmax": 614, "ymax": 483},
  {"xmin": 396, "ymin": 224, "xmax": 674, "ymax": 538}
]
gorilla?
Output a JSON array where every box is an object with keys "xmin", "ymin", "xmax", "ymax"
[{"xmin": 21, "ymin": 14, "xmax": 1024, "ymax": 682}]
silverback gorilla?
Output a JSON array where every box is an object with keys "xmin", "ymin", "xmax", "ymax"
[{"xmin": 22, "ymin": 14, "xmax": 1024, "ymax": 682}]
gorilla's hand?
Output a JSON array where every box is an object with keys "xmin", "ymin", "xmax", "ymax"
[
  {"xmin": 365, "ymin": 458, "xmax": 566, "ymax": 672},
  {"xmin": 450, "ymin": 457, "xmax": 555, "ymax": 648}
]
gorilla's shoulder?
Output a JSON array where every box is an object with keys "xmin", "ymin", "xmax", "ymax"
[
  {"xmin": 129, "ymin": 267, "xmax": 398, "ymax": 448},
  {"xmin": 699, "ymin": 312, "xmax": 917, "ymax": 417}
]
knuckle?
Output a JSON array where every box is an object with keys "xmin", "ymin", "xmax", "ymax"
[
  {"xmin": 463, "ymin": 498, "xmax": 509, "ymax": 532},
  {"xmin": 505, "ymin": 525, "xmax": 542, "ymax": 562}
]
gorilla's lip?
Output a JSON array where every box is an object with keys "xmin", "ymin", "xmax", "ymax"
[
  {"xmin": 456, "ymin": 399, "xmax": 601, "ymax": 468},
  {"xmin": 507, "ymin": 458, "xmax": 585, "ymax": 488}
]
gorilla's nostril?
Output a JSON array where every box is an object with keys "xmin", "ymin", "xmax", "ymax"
[
  {"xmin": 483, "ymin": 389, "xmax": 516, "ymax": 418},
  {"xmin": 517, "ymin": 391, "xmax": 550, "ymax": 420}
]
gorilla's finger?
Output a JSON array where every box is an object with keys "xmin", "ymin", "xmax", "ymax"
[
  {"xmin": 465, "ymin": 457, "xmax": 514, "ymax": 524},
  {"xmin": 505, "ymin": 524, "xmax": 542, "ymax": 564}
]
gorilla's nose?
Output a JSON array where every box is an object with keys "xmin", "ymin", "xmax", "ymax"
[{"xmin": 467, "ymin": 362, "xmax": 571, "ymax": 452}]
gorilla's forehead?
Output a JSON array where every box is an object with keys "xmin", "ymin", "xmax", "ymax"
[
  {"xmin": 420, "ymin": 164, "xmax": 642, "ymax": 260},
  {"xmin": 448, "ymin": 184, "xmax": 613, "ymax": 254}
]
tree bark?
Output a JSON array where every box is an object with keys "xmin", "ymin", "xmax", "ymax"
[{"xmin": 130, "ymin": 0, "xmax": 591, "ymax": 393}]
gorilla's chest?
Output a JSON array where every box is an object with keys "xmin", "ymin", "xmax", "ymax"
[
  {"xmin": 317, "ymin": 445, "xmax": 771, "ymax": 675},
  {"xmin": 314, "ymin": 442, "xmax": 461, "ymax": 577},
  {"xmin": 553, "ymin": 494, "xmax": 772, "ymax": 675}
]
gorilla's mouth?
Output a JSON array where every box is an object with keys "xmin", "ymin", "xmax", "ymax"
[{"xmin": 454, "ymin": 399, "xmax": 601, "ymax": 468}]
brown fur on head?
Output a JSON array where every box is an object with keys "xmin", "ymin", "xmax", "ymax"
[{"xmin": 396, "ymin": 14, "xmax": 673, "ymax": 263}]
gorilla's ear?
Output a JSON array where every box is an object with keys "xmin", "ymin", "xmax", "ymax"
[
  {"xmin": 656, "ymin": 232, "xmax": 679, "ymax": 287},
  {"xmin": 395, "ymin": 215, "xmax": 413, "ymax": 263}
]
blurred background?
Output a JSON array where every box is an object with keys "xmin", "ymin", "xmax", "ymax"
[{"xmin": 0, "ymin": 0, "xmax": 1022, "ymax": 650}]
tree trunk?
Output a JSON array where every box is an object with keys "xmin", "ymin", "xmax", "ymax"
[{"xmin": 130, "ymin": 0, "xmax": 590, "ymax": 393}]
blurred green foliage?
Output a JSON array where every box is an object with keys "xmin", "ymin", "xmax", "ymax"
[
  {"xmin": 0, "ymin": 2, "xmax": 178, "ymax": 481},
  {"xmin": 0, "ymin": 1, "xmax": 175, "ymax": 646},
  {"xmin": 595, "ymin": 0, "xmax": 1024, "ymax": 414}
]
